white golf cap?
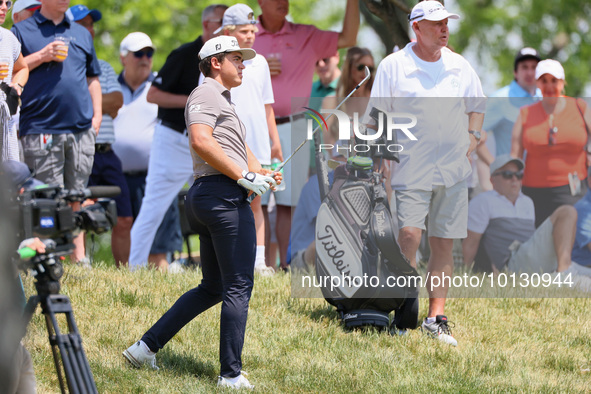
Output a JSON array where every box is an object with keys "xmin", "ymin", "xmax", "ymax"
[
  {"xmin": 198, "ymin": 36, "xmax": 256, "ymax": 61},
  {"xmin": 12, "ymin": 0, "xmax": 41, "ymax": 21},
  {"xmin": 409, "ymin": 1, "xmax": 460, "ymax": 25},
  {"xmin": 535, "ymin": 59, "xmax": 565, "ymax": 80},
  {"xmin": 214, "ymin": 4, "xmax": 257, "ymax": 35},
  {"xmin": 490, "ymin": 154, "xmax": 524, "ymax": 175},
  {"xmin": 120, "ymin": 32, "xmax": 154, "ymax": 56}
]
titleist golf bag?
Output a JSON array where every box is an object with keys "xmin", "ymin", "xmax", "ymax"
[{"xmin": 313, "ymin": 110, "xmax": 419, "ymax": 331}]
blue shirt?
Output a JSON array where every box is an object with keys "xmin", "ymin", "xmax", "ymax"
[
  {"xmin": 572, "ymin": 189, "xmax": 591, "ymax": 266},
  {"xmin": 482, "ymin": 80, "xmax": 541, "ymax": 156},
  {"xmin": 12, "ymin": 11, "xmax": 100, "ymax": 135}
]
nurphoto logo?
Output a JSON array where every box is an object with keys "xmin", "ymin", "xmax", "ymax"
[{"xmin": 304, "ymin": 107, "xmax": 418, "ymax": 154}]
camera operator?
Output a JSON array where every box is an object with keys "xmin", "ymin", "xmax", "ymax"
[{"xmin": 0, "ymin": 161, "xmax": 40, "ymax": 394}]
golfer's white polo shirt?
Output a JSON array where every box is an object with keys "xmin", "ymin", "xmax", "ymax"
[{"xmin": 367, "ymin": 42, "xmax": 486, "ymax": 191}]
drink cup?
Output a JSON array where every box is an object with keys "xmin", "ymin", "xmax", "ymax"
[
  {"xmin": 54, "ymin": 36, "xmax": 70, "ymax": 61},
  {"xmin": 0, "ymin": 57, "xmax": 10, "ymax": 80}
]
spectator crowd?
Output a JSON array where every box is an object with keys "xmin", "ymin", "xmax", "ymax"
[{"xmin": 2, "ymin": 0, "xmax": 591, "ymax": 389}]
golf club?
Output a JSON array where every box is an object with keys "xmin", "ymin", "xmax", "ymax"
[{"xmin": 247, "ymin": 66, "xmax": 372, "ymax": 203}]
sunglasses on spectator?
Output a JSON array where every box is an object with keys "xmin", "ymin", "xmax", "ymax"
[
  {"xmin": 0, "ymin": 0, "xmax": 12, "ymax": 9},
  {"xmin": 133, "ymin": 49, "xmax": 154, "ymax": 59},
  {"xmin": 493, "ymin": 170, "xmax": 524, "ymax": 180},
  {"xmin": 548, "ymin": 126, "xmax": 558, "ymax": 146},
  {"xmin": 356, "ymin": 64, "xmax": 374, "ymax": 73}
]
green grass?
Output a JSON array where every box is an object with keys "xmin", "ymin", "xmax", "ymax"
[{"xmin": 21, "ymin": 261, "xmax": 591, "ymax": 393}]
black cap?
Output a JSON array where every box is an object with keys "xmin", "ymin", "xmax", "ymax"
[{"xmin": 514, "ymin": 47, "xmax": 541, "ymax": 70}]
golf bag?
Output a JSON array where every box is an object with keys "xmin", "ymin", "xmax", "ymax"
[{"xmin": 313, "ymin": 126, "xmax": 419, "ymax": 331}]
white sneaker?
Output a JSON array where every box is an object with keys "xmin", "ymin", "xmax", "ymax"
[
  {"xmin": 123, "ymin": 340, "xmax": 159, "ymax": 370},
  {"xmin": 217, "ymin": 371, "xmax": 254, "ymax": 390},
  {"xmin": 255, "ymin": 265, "xmax": 275, "ymax": 276},
  {"xmin": 420, "ymin": 315, "xmax": 458, "ymax": 347}
]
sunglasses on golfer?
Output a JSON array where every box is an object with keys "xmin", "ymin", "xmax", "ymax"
[
  {"xmin": 493, "ymin": 170, "xmax": 524, "ymax": 180},
  {"xmin": 133, "ymin": 49, "xmax": 154, "ymax": 59},
  {"xmin": 0, "ymin": 0, "xmax": 12, "ymax": 9},
  {"xmin": 356, "ymin": 64, "xmax": 374, "ymax": 73}
]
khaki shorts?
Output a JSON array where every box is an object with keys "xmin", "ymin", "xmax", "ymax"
[
  {"xmin": 21, "ymin": 128, "xmax": 96, "ymax": 190},
  {"xmin": 507, "ymin": 217, "xmax": 557, "ymax": 274},
  {"xmin": 395, "ymin": 180, "xmax": 468, "ymax": 239}
]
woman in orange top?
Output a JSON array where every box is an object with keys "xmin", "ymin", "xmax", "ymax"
[{"xmin": 511, "ymin": 59, "xmax": 591, "ymax": 227}]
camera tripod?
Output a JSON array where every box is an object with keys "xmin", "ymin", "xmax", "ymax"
[{"xmin": 22, "ymin": 250, "xmax": 98, "ymax": 394}]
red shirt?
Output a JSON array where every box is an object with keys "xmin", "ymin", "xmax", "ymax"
[
  {"xmin": 253, "ymin": 19, "xmax": 338, "ymax": 118},
  {"xmin": 521, "ymin": 97, "xmax": 588, "ymax": 188}
]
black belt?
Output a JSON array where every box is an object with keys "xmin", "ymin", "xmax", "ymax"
[
  {"xmin": 95, "ymin": 143, "xmax": 112, "ymax": 153},
  {"xmin": 275, "ymin": 112, "xmax": 306, "ymax": 125},
  {"xmin": 124, "ymin": 170, "xmax": 148, "ymax": 177},
  {"xmin": 196, "ymin": 174, "xmax": 234, "ymax": 183},
  {"xmin": 161, "ymin": 120, "xmax": 186, "ymax": 133}
]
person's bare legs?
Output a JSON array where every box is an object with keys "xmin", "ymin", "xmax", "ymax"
[
  {"xmin": 262, "ymin": 205, "xmax": 274, "ymax": 268},
  {"xmin": 112, "ymin": 216, "xmax": 133, "ymax": 267},
  {"xmin": 251, "ymin": 196, "xmax": 265, "ymax": 247},
  {"xmin": 426, "ymin": 236, "xmax": 454, "ymax": 317},
  {"xmin": 149, "ymin": 254, "xmax": 168, "ymax": 272},
  {"xmin": 70, "ymin": 201, "xmax": 86, "ymax": 262},
  {"xmin": 276, "ymin": 204, "xmax": 291, "ymax": 271},
  {"xmin": 399, "ymin": 226, "xmax": 422, "ymax": 269},
  {"xmin": 549, "ymin": 205, "xmax": 578, "ymax": 272}
]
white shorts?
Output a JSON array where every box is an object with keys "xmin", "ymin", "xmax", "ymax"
[
  {"xmin": 395, "ymin": 180, "xmax": 468, "ymax": 239},
  {"xmin": 261, "ymin": 117, "xmax": 309, "ymax": 207},
  {"xmin": 508, "ymin": 218, "xmax": 557, "ymax": 274}
]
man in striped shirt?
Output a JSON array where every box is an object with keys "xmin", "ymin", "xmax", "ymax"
[{"xmin": 68, "ymin": 4, "xmax": 132, "ymax": 267}]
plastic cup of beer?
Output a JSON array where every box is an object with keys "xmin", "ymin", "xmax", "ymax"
[
  {"xmin": 0, "ymin": 57, "xmax": 10, "ymax": 81},
  {"xmin": 54, "ymin": 36, "xmax": 70, "ymax": 61}
]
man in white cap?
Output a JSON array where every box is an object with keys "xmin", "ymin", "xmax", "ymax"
[
  {"xmin": 127, "ymin": 4, "xmax": 227, "ymax": 269},
  {"xmin": 11, "ymin": 0, "xmax": 40, "ymax": 23},
  {"xmin": 113, "ymin": 32, "xmax": 182, "ymax": 270},
  {"xmin": 123, "ymin": 35, "xmax": 280, "ymax": 390},
  {"xmin": 213, "ymin": 3, "xmax": 282, "ymax": 275},
  {"xmin": 254, "ymin": 0, "xmax": 360, "ymax": 271},
  {"xmin": 366, "ymin": 0, "xmax": 486, "ymax": 346},
  {"xmin": 463, "ymin": 154, "xmax": 591, "ymax": 291}
]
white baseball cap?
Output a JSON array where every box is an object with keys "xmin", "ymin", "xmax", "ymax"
[
  {"xmin": 198, "ymin": 36, "xmax": 256, "ymax": 61},
  {"xmin": 120, "ymin": 32, "xmax": 154, "ymax": 56},
  {"xmin": 409, "ymin": 1, "xmax": 460, "ymax": 25},
  {"xmin": 535, "ymin": 59, "xmax": 565, "ymax": 80},
  {"xmin": 11, "ymin": 0, "xmax": 41, "ymax": 22},
  {"xmin": 214, "ymin": 4, "xmax": 257, "ymax": 35},
  {"xmin": 490, "ymin": 154, "xmax": 524, "ymax": 175}
]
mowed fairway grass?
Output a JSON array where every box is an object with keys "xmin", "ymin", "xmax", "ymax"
[{"xmin": 21, "ymin": 262, "xmax": 591, "ymax": 393}]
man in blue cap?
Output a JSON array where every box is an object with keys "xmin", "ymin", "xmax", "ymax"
[{"xmin": 67, "ymin": 4, "xmax": 132, "ymax": 267}]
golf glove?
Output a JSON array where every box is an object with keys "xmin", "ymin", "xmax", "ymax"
[{"xmin": 237, "ymin": 170, "xmax": 277, "ymax": 196}]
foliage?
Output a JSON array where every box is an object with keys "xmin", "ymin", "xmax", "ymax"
[
  {"xmin": 21, "ymin": 262, "xmax": 591, "ymax": 392},
  {"xmin": 5, "ymin": 0, "xmax": 347, "ymax": 74},
  {"xmin": 453, "ymin": 0, "xmax": 591, "ymax": 96}
]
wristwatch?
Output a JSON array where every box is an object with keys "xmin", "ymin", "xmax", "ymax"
[
  {"xmin": 244, "ymin": 171, "xmax": 256, "ymax": 182},
  {"xmin": 469, "ymin": 130, "xmax": 482, "ymax": 144}
]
